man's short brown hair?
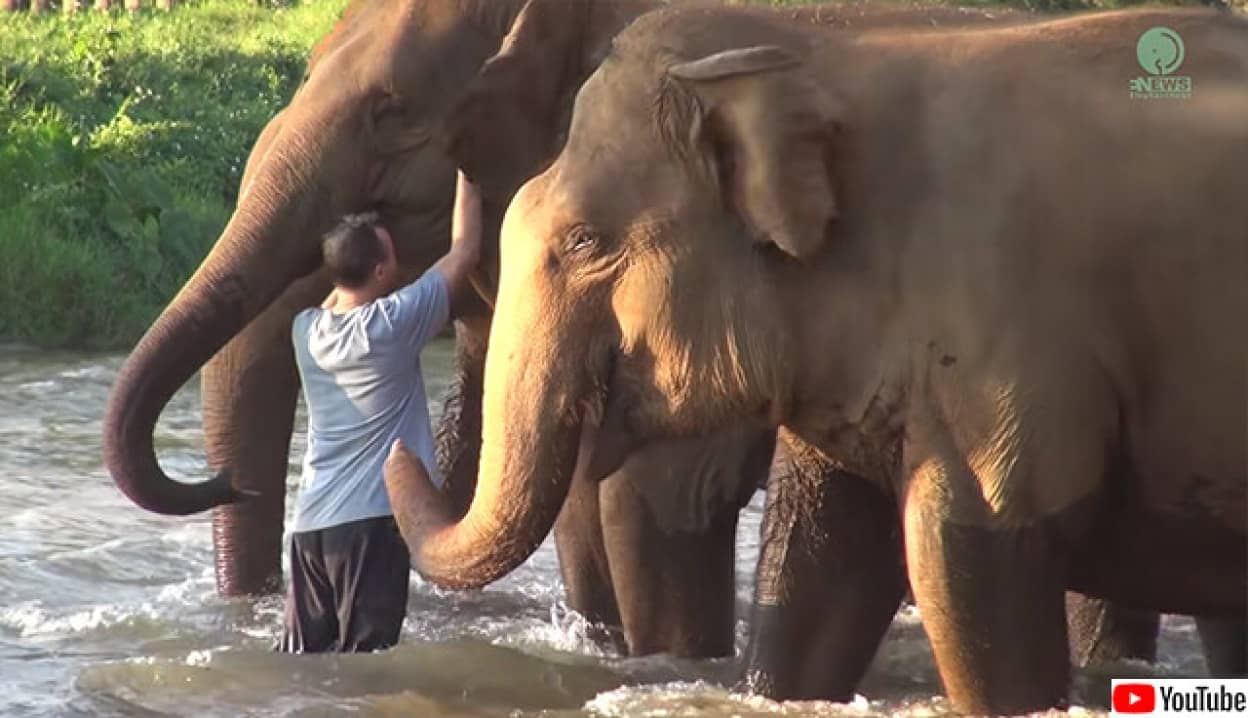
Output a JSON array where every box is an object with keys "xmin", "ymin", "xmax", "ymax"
[{"xmin": 322, "ymin": 212, "xmax": 386, "ymax": 289}]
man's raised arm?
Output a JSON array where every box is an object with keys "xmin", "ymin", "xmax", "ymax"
[{"xmin": 433, "ymin": 171, "xmax": 483, "ymax": 317}]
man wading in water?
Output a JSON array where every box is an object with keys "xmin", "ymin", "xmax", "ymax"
[{"xmin": 279, "ymin": 172, "xmax": 482, "ymax": 652}]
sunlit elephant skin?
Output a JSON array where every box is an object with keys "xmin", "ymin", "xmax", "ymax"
[
  {"xmin": 437, "ymin": 0, "xmax": 1042, "ymax": 665},
  {"xmin": 387, "ymin": 6, "xmax": 1248, "ymax": 713},
  {"xmin": 440, "ymin": 0, "xmax": 1245, "ymax": 695}
]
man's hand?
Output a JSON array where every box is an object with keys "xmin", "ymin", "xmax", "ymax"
[{"xmin": 433, "ymin": 171, "xmax": 484, "ymax": 314}]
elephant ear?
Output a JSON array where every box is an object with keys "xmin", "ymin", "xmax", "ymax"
[
  {"xmin": 440, "ymin": 0, "xmax": 656, "ymax": 196},
  {"xmin": 669, "ymin": 45, "xmax": 841, "ymax": 261},
  {"xmin": 439, "ymin": 0, "xmax": 590, "ymax": 195}
]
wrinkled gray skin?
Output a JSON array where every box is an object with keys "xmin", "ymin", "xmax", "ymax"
[
  {"xmin": 100, "ymin": 0, "xmax": 1244, "ymax": 685},
  {"xmin": 385, "ymin": 6, "xmax": 1248, "ymax": 713},
  {"xmin": 441, "ymin": 0, "xmax": 1245, "ymax": 699}
]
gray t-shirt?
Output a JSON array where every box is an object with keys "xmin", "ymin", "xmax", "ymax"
[{"xmin": 290, "ymin": 269, "xmax": 449, "ymax": 533}]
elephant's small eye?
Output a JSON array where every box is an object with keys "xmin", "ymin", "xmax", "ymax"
[{"xmin": 563, "ymin": 226, "xmax": 598, "ymax": 255}]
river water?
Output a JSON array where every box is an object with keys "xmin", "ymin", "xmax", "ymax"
[{"xmin": 0, "ymin": 342, "xmax": 1212, "ymax": 717}]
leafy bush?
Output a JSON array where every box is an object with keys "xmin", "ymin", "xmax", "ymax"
[{"xmin": 0, "ymin": 0, "xmax": 346, "ymax": 348}]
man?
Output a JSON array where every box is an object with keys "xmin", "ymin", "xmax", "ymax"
[{"xmin": 279, "ymin": 172, "xmax": 482, "ymax": 653}]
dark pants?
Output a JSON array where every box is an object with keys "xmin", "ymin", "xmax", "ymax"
[{"xmin": 279, "ymin": 516, "xmax": 410, "ymax": 653}]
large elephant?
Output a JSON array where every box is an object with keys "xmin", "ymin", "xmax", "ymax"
[
  {"xmin": 440, "ymin": 0, "xmax": 1246, "ymax": 698},
  {"xmin": 385, "ymin": 5, "xmax": 1248, "ymax": 713},
  {"xmin": 438, "ymin": 0, "xmax": 1048, "ymax": 664}
]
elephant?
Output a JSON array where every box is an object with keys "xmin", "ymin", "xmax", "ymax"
[
  {"xmin": 441, "ymin": 0, "xmax": 1247, "ymax": 699},
  {"xmin": 439, "ymin": 0, "xmax": 1058, "ymax": 664},
  {"xmin": 384, "ymin": 5, "xmax": 1248, "ymax": 714}
]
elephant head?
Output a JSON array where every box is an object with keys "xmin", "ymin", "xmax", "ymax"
[
  {"xmin": 385, "ymin": 10, "xmax": 840, "ymax": 588},
  {"xmin": 102, "ymin": 0, "xmax": 536, "ymax": 516}
]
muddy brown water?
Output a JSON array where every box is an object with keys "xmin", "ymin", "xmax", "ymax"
[{"xmin": 0, "ymin": 341, "xmax": 1210, "ymax": 717}]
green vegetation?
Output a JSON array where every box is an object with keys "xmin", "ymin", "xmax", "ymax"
[{"xmin": 0, "ymin": 0, "xmax": 347, "ymax": 348}]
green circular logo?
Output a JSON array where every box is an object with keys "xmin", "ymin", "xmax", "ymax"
[{"xmin": 1137, "ymin": 27, "xmax": 1185, "ymax": 76}]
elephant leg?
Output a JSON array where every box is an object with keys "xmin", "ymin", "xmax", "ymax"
[
  {"xmin": 1066, "ymin": 593, "xmax": 1160, "ymax": 667},
  {"xmin": 434, "ymin": 315, "xmax": 491, "ymax": 518},
  {"xmin": 554, "ymin": 465, "xmax": 626, "ymax": 653},
  {"xmin": 903, "ymin": 472, "xmax": 1081, "ymax": 714},
  {"xmin": 1197, "ymin": 616, "xmax": 1248, "ymax": 677},
  {"xmin": 599, "ymin": 473, "xmax": 738, "ymax": 658},
  {"xmin": 742, "ymin": 453, "xmax": 906, "ymax": 700},
  {"xmin": 598, "ymin": 429, "xmax": 775, "ymax": 659},
  {"xmin": 203, "ymin": 272, "xmax": 330, "ymax": 596}
]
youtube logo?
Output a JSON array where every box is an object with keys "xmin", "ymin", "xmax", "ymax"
[
  {"xmin": 1114, "ymin": 684, "xmax": 1156, "ymax": 714},
  {"xmin": 1110, "ymin": 679, "xmax": 1248, "ymax": 715}
]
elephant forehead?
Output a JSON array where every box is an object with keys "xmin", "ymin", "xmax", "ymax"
[{"xmin": 497, "ymin": 179, "xmax": 575, "ymax": 270}]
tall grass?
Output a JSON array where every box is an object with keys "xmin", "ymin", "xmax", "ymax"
[{"xmin": 0, "ymin": 0, "xmax": 347, "ymax": 348}]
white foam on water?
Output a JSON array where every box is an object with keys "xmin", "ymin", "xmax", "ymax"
[
  {"xmin": 0, "ymin": 601, "xmax": 148, "ymax": 639},
  {"xmin": 183, "ymin": 647, "xmax": 227, "ymax": 667},
  {"xmin": 154, "ymin": 569, "xmax": 214, "ymax": 604},
  {"xmin": 0, "ymin": 565, "xmax": 219, "ymax": 644},
  {"xmin": 504, "ymin": 602, "xmax": 614, "ymax": 658},
  {"xmin": 582, "ymin": 681, "xmax": 866, "ymax": 717}
]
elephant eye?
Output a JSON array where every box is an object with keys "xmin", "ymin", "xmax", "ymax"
[{"xmin": 563, "ymin": 226, "xmax": 599, "ymax": 255}]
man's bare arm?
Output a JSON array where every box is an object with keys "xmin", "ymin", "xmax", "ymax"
[{"xmin": 433, "ymin": 171, "xmax": 483, "ymax": 316}]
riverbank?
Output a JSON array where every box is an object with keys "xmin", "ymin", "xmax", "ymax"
[{"xmin": 0, "ymin": 0, "xmax": 347, "ymax": 348}]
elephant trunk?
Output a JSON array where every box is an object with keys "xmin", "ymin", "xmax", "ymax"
[
  {"xmin": 203, "ymin": 275, "xmax": 324, "ymax": 594},
  {"xmin": 103, "ymin": 152, "xmax": 321, "ymax": 516},
  {"xmin": 386, "ymin": 293, "xmax": 589, "ymax": 589}
]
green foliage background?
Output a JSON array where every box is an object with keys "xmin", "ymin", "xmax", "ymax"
[
  {"xmin": 0, "ymin": 0, "xmax": 348, "ymax": 348},
  {"xmin": 0, "ymin": 0, "xmax": 1235, "ymax": 348}
]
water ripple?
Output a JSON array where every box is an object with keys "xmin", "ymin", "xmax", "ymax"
[{"xmin": 0, "ymin": 343, "xmax": 1212, "ymax": 717}]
